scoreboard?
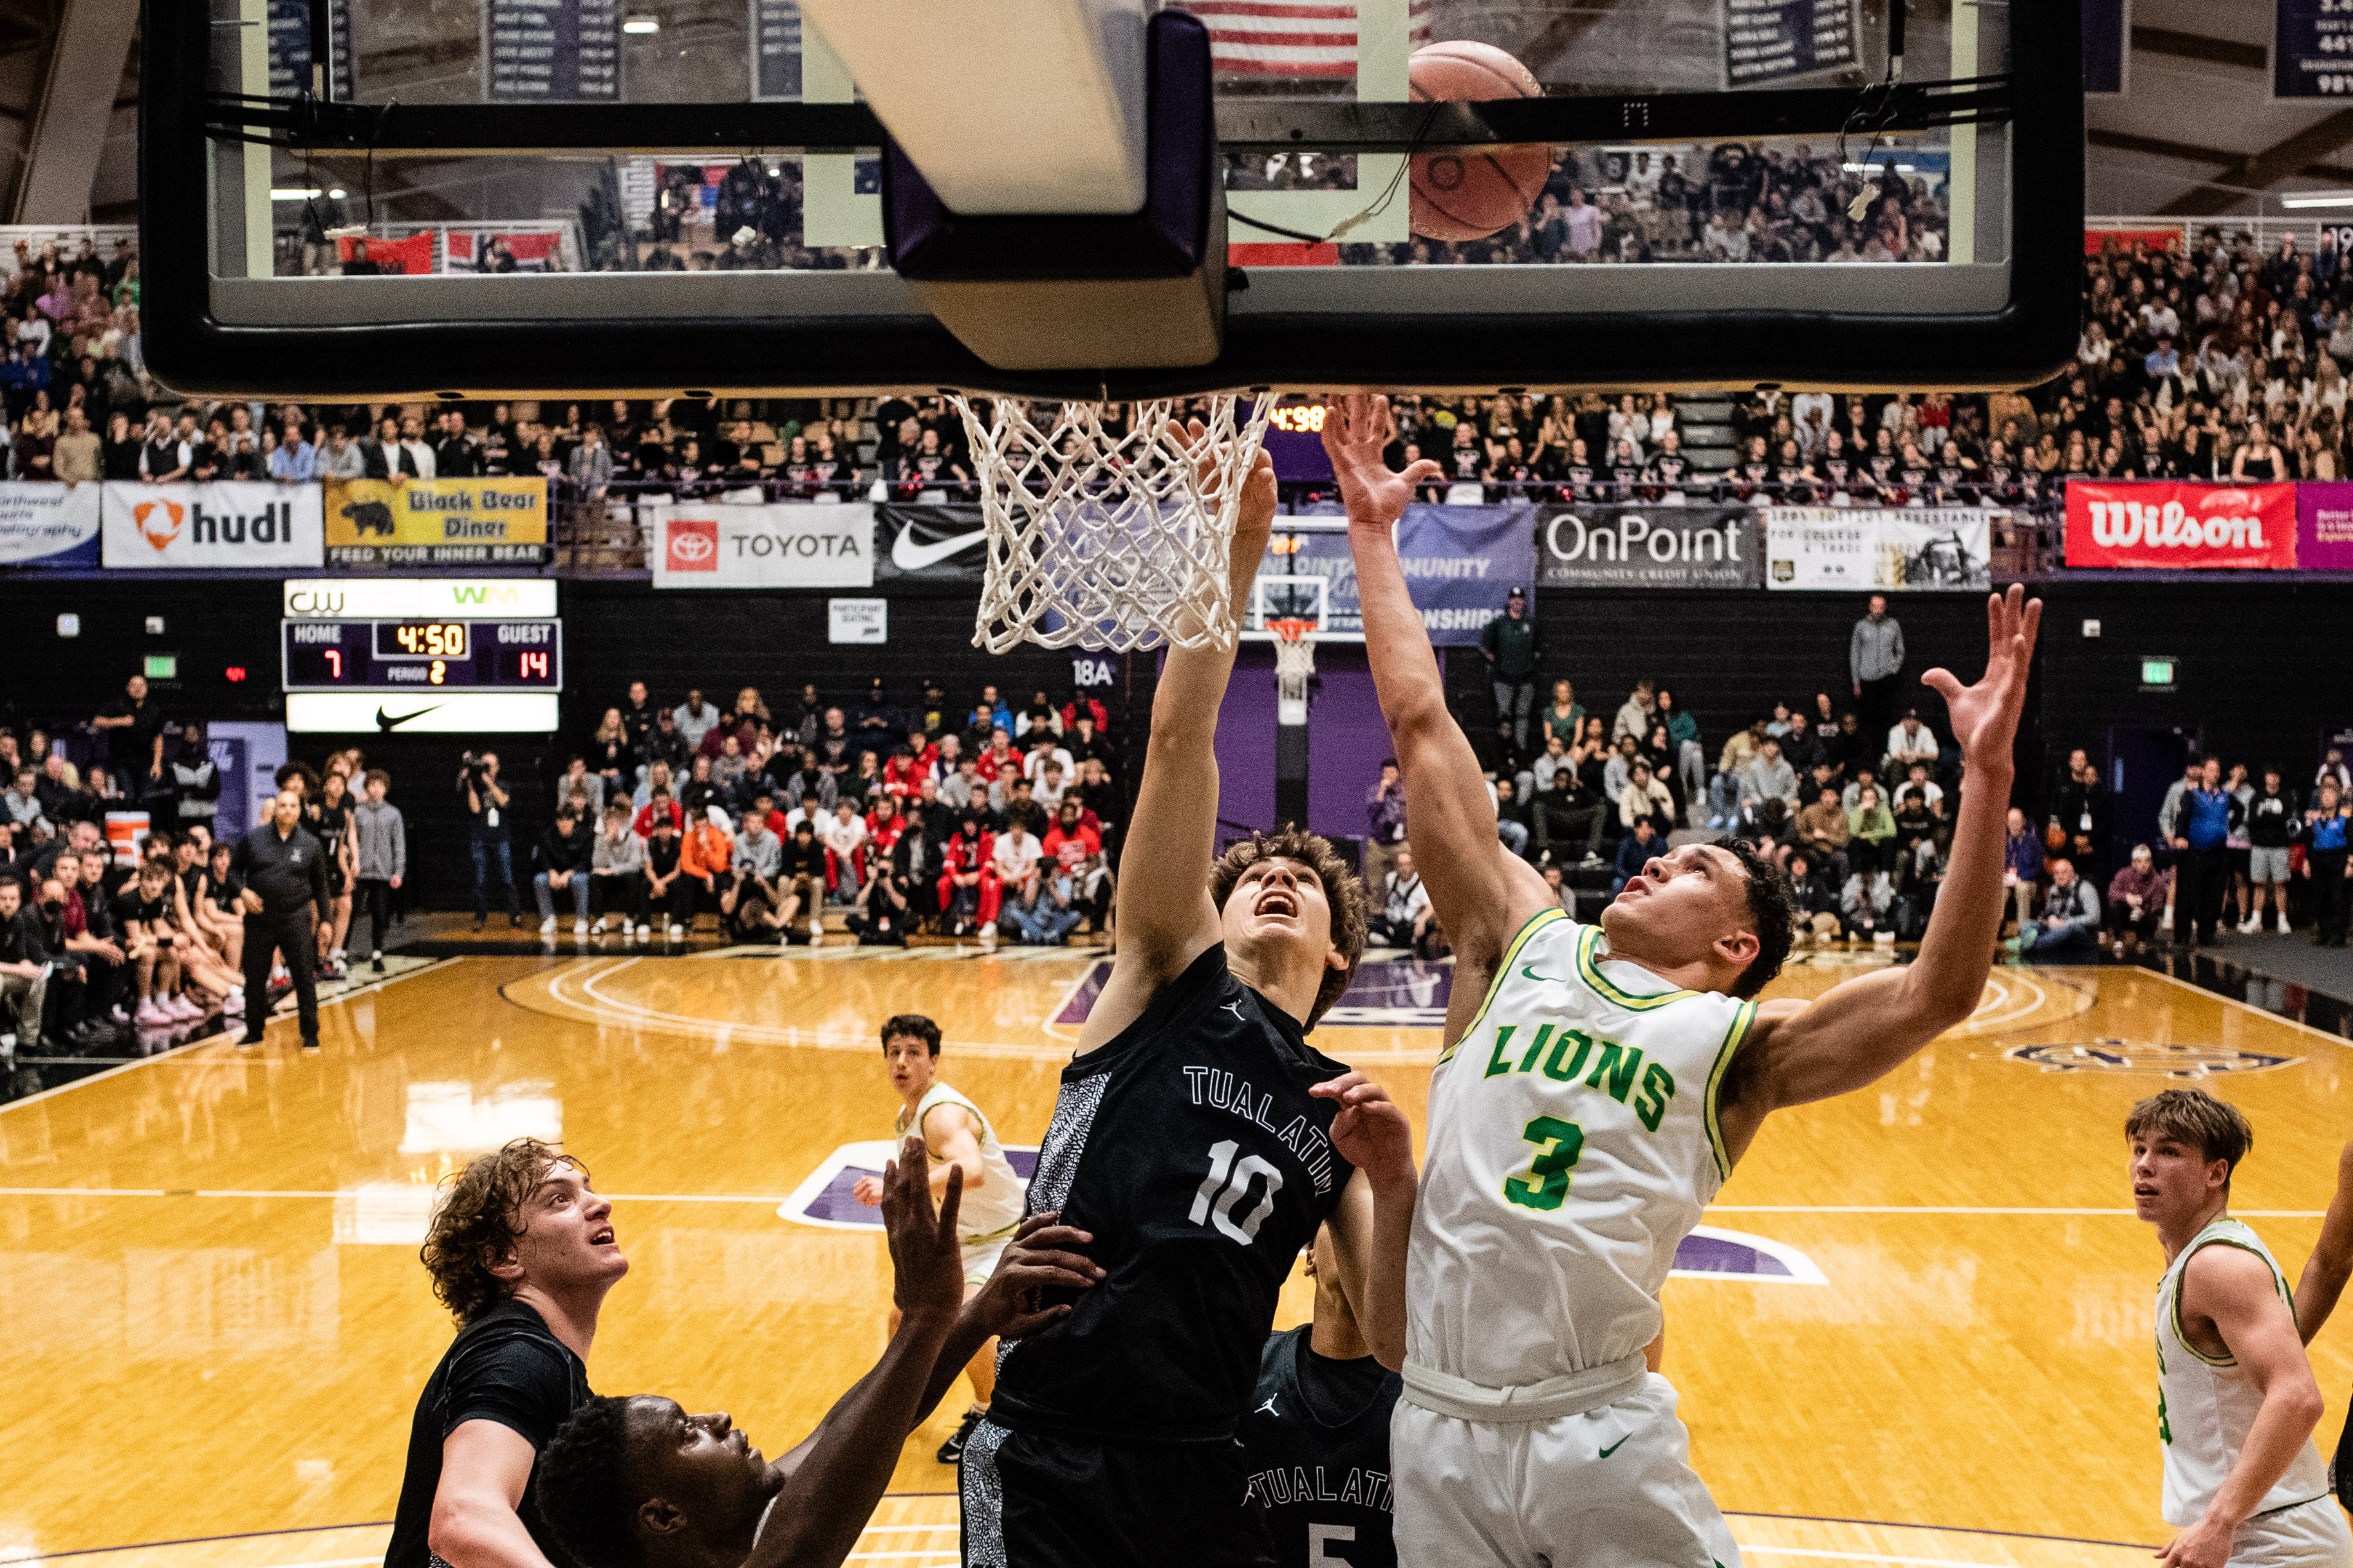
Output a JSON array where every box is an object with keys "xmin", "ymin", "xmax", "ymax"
[{"xmin": 283, "ymin": 619, "xmax": 563, "ymax": 690}]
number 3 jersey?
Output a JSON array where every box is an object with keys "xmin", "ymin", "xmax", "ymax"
[
  {"xmin": 990, "ymin": 943, "xmax": 1357, "ymax": 1442},
  {"xmin": 1409, "ymin": 909, "xmax": 1758, "ymax": 1389}
]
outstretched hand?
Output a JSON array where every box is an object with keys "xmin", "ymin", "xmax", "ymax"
[
  {"xmin": 1311, "ymin": 1071, "xmax": 1417, "ymax": 1193},
  {"xmin": 967, "ymin": 1210, "xmax": 1105, "ymax": 1341},
  {"xmin": 880, "ymin": 1132, "xmax": 964, "ymax": 1325},
  {"xmin": 1919, "ymin": 583, "xmax": 2041, "ymax": 774},
  {"xmin": 1320, "ymin": 394, "xmax": 1442, "ymax": 530}
]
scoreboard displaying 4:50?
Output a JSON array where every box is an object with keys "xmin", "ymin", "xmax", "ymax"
[{"xmin": 282, "ymin": 620, "xmax": 563, "ymax": 690}]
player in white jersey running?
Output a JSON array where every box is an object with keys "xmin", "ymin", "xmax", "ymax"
[
  {"xmin": 2132, "ymin": 1088, "xmax": 2347, "ymax": 1568},
  {"xmin": 851, "ymin": 1011, "xmax": 1028, "ymax": 1463},
  {"xmin": 1325, "ymin": 392, "xmax": 2040, "ymax": 1566}
]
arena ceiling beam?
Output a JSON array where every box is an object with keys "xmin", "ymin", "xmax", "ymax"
[{"xmin": 2157, "ymin": 107, "xmax": 2353, "ymax": 216}]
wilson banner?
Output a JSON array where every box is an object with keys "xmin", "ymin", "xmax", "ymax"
[{"xmin": 2063, "ymin": 481, "xmax": 2297, "ymax": 569}]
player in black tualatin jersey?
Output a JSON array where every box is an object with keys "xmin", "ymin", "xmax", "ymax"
[
  {"xmin": 960, "ymin": 431, "xmax": 1419, "ymax": 1568},
  {"xmin": 1241, "ymin": 1224, "xmax": 1402, "ymax": 1568}
]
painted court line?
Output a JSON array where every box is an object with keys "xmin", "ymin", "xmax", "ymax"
[
  {"xmin": 7, "ymin": 1190, "xmax": 2322, "ymax": 1219},
  {"xmin": 0, "ymin": 959, "xmax": 448, "ymax": 1116},
  {"xmin": 2125, "ymin": 963, "xmax": 2353, "ymax": 1048},
  {"xmin": 1736, "ymin": 1549, "xmax": 2114, "ymax": 1568}
]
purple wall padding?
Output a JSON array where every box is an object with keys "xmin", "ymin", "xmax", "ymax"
[
  {"xmin": 1213, "ymin": 652, "xmax": 1279, "ymax": 833},
  {"xmin": 1306, "ymin": 644, "xmax": 1393, "ymax": 843}
]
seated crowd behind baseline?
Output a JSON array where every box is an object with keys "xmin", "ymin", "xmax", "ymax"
[
  {"xmin": 7, "ymin": 634, "xmax": 2353, "ymax": 1080},
  {"xmin": 1363, "ymin": 599, "xmax": 2353, "ymax": 966},
  {"xmin": 0, "ymin": 677, "xmax": 1131, "ymax": 1075}
]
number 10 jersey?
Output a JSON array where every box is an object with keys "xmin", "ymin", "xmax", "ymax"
[
  {"xmin": 1410, "ymin": 909, "xmax": 1758, "ymax": 1390},
  {"xmin": 990, "ymin": 943, "xmax": 1358, "ymax": 1443}
]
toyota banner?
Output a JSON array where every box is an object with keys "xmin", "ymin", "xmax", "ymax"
[{"xmin": 647, "ymin": 500, "xmax": 875, "ymax": 589}]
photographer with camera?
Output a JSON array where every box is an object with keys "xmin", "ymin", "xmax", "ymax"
[{"xmin": 459, "ymin": 751, "xmax": 520, "ymax": 932}]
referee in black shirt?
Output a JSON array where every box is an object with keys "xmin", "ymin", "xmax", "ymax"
[{"xmin": 232, "ymin": 788, "xmax": 330, "ymax": 1050}]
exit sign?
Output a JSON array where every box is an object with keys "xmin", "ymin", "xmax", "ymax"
[
  {"xmin": 144, "ymin": 654, "xmax": 178, "ymax": 680},
  {"xmin": 2139, "ymin": 656, "xmax": 2177, "ymax": 691}
]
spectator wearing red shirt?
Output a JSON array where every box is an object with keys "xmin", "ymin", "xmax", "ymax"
[
  {"xmin": 936, "ymin": 815, "xmax": 1000, "ymax": 944},
  {"xmin": 633, "ymin": 786, "xmax": 684, "ymax": 840},
  {"xmin": 1060, "ymin": 692, "xmax": 1109, "ymax": 733}
]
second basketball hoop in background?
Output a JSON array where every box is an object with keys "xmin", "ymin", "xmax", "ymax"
[{"xmin": 953, "ymin": 392, "xmax": 1276, "ymax": 656}]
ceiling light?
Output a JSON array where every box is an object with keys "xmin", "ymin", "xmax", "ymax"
[
  {"xmin": 622, "ymin": 15, "xmax": 659, "ymax": 32},
  {"xmin": 270, "ymin": 187, "xmax": 326, "ymax": 200},
  {"xmin": 328, "ymin": 187, "xmax": 347, "ymax": 199},
  {"xmin": 2282, "ymin": 192, "xmax": 2353, "ymax": 208}
]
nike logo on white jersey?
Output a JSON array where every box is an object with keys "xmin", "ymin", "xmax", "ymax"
[{"xmin": 891, "ymin": 525, "xmax": 987, "ymax": 572}]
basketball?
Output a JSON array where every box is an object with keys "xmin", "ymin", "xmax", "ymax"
[{"xmin": 1406, "ymin": 40, "xmax": 1552, "ymax": 243}]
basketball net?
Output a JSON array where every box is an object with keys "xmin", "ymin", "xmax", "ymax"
[
  {"xmin": 950, "ymin": 392, "xmax": 1276, "ymax": 654},
  {"xmin": 1269, "ymin": 616, "xmax": 1316, "ymax": 725}
]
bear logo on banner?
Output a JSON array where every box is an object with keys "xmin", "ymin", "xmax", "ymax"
[
  {"xmin": 134, "ymin": 499, "xmax": 184, "ymax": 551},
  {"xmin": 342, "ymin": 500, "xmax": 397, "ymax": 538}
]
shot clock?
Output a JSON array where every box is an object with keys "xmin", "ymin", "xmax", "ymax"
[
  {"xmin": 283, "ymin": 620, "xmax": 563, "ymax": 690},
  {"xmin": 1261, "ymin": 402, "xmax": 1335, "ymax": 484}
]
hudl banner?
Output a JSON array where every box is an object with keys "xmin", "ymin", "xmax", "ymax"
[
  {"xmin": 0, "ymin": 481, "xmax": 101, "ymax": 567},
  {"xmin": 100, "ymin": 481, "xmax": 324, "ymax": 569},
  {"xmin": 323, "ymin": 476, "xmax": 548, "ymax": 566},
  {"xmin": 1765, "ymin": 506, "xmax": 1995, "ymax": 591},
  {"xmin": 1539, "ymin": 503, "xmax": 1761, "ymax": 588},
  {"xmin": 648, "ymin": 501, "xmax": 874, "ymax": 589},
  {"xmin": 2064, "ymin": 481, "xmax": 2297, "ymax": 570}
]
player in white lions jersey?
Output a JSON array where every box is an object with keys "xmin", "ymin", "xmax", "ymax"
[
  {"xmin": 851, "ymin": 1011, "xmax": 1028, "ymax": 1464},
  {"xmin": 2132, "ymin": 1089, "xmax": 2347, "ymax": 1568},
  {"xmin": 1325, "ymin": 393, "xmax": 2041, "ymax": 1566}
]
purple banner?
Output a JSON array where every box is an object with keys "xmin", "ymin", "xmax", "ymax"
[{"xmin": 2299, "ymin": 483, "xmax": 2353, "ymax": 569}]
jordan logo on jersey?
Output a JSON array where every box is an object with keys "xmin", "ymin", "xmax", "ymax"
[{"xmin": 1483, "ymin": 1022, "xmax": 1678, "ymax": 1132}]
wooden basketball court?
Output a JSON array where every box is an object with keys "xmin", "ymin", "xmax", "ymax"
[{"xmin": 7, "ymin": 943, "xmax": 2351, "ymax": 1567}]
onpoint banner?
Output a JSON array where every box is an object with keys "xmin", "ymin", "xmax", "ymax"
[
  {"xmin": 323, "ymin": 477, "xmax": 548, "ymax": 565},
  {"xmin": 1539, "ymin": 503, "xmax": 1761, "ymax": 588},
  {"xmin": 0, "ymin": 481, "xmax": 101, "ymax": 567},
  {"xmin": 2063, "ymin": 481, "xmax": 2296, "ymax": 570},
  {"xmin": 647, "ymin": 501, "xmax": 874, "ymax": 588},
  {"xmin": 1765, "ymin": 506, "xmax": 1995, "ymax": 591},
  {"xmin": 101, "ymin": 481, "xmax": 324, "ymax": 569}
]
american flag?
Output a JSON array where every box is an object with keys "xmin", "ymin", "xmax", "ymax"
[{"xmin": 1174, "ymin": 0, "xmax": 1433, "ymax": 79}]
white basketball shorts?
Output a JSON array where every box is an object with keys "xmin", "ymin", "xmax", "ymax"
[
  {"xmin": 2228, "ymin": 1498, "xmax": 2353, "ymax": 1568},
  {"xmin": 1392, "ymin": 1372, "xmax": 1740, "ymax": 1568}
]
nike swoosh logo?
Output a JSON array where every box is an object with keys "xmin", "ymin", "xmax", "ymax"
[
  {"xmin": 375, "ymin": 705, "xmax": 445, "ymax": 731},
  {"xmin": 891, "ymin": 525, "xmax": 988, "ymax": 572},
  {"xmin": 1521, "ymin": 965, "xmax": 1565, "ymax": 983},
  {"xmin": 1599, "ymin": 1436, "xmax": 1629, "ymax": 1459}
]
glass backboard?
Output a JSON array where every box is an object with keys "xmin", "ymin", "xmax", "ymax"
[{"xmin": 152, "ymin": 0, "xmax": 2078, "ymax": 399}]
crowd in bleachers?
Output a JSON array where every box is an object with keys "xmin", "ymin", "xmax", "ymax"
[
  {"xmin": 9, "ymin": 221, "xmax": 2348, "ymax": 515},
  {"xmin": 496, "ymin": 679, "xmax": 1126, "ymax": 952}
]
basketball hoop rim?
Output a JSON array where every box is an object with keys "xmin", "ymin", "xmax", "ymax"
[{"xmin": 1267, "ymin": 618, "xmax": 1318, "ymax": 643}]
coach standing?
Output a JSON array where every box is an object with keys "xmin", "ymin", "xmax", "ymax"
[
  {"xmin": 1850, "ymin": 593, "xmax": 1906, "ymax": 759},
  {"xmin": 232, "ymin": 788, "xmax": 328, "ymax": 1051}
]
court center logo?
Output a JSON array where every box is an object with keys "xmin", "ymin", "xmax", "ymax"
[
  {"xmin": 665, "ymin": 517, "xmax": 718, "ymax": 571},
  {"xmin": 1996, "ymin": 1039, "xmax": 2300, "ymax": 1077},
  {"xmin": 134, "ymin": 499, "xmax": 185, "ymax": 551}
]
